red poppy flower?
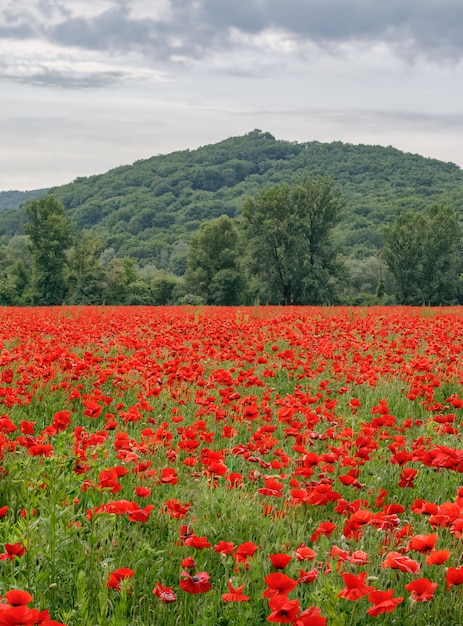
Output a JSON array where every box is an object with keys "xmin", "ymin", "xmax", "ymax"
[
  {"xmin": 179, "ymin": 570, "xmax": 212, "ymax": 594},
  {"xmin": 127, "ymin": 505, "xmax": 154, "ymax": 522},
  {"xmin": 297, "ymin": 568, "xmax": 319, "ymax": 584},
  {"xmin": 4, "ymin": 590, "xmax": 33, "ymax": 606},
  {"xmin": 97, "ymin": 469, "xmax": 122, "ymax": 493},
  {"xmin": 263, "ymin": 573, "xmax": 298, "ymax": 598},
  {"xmin": 406, "ymin": 533, "xmax": 437, "ymax": 554},
  {"xmin": 184, "ymin": 534, "xmax": 211, "ymax": 549},
  {"xmin": 311, "ymin": 521, "xmax": 336, "ymax": 542},
  {"xmin": 367, "ymin": 589, "xmax": 403, "ymax": 616},
  {"xmin": 159, "ymin": 468, "xmax": 178, "ymax": 485},
  {"xmin": 266, "ymin": 594, "xmax": 300, "ymax": 624},
  {"xmin": 350, "ymin": 550, "xmax": 369, "ymax": 565},
  {"xmin": 338, "ymin": 572, "xmax": 374, "ymax": 601},
  {"xmin": 0, "ymin": 543, "xmax": 25, "ymax": 561},
  {"xmin": 329, "ymin": 545, "xmax": 349, "ymax": 562},
  {"xmin": 214, "ymin": 540, "xmax": 236, "ymax": 555},
  {"xmin": 295, "ymin": 606, "xmax": 327, "ymax": 626},
  {"xmin": 398, "ymin": 467, "xmax": 418, "ymax": 488},
  {"xmin": 20, "ymin": 421, "xmax": 35, "ymax": 435},
  {"xmin": 226, "ymin": 472, "xmax": 243, "ymax": 488},
  {"xmin": 82, "ymin": 400, "xmax": 102, "ymax": 418},
  {"xmin": 107, "ymin": 567, "xmax": 136, "ymax": 590},
  {"xmin": 163, "ymin": 499, "xmax": 191, "ymax": 519},
  {"xmin": 0, "ymin": 416, "xmax": 16, "ymax": 433},
  {"xmin": 294, "ymin": 546, "xmax": 316, "ymax": 561},
  {"xmin": 152, "ymin": 582, "xmax": 177, "ymax": 603},
  {"xmin": 0, "ymin": 605, "xmax": 40, "ymax": 625},
  {"xmin": 269, "ymin": 553, "xmax": 292, "ymax": 569},
  {"xmin": 52, "ymin": 410, "xmax": 71, "ymax": 433},
  {"xmin": 382, "ymin": 551, "xmax": 420, "ymax": 574},
  {"xmin": 258, "ymin": 477, "xmax": 284, "ymax": 498},
  {"xmin": 410, "ymin": 499, "xmax": 438, "ymax": 515},
  {"xmin": 426, "ymin": 549, "xmax": 450, "ymax": 565},
  {"xmin": 446, "ymin": 566, "xmax": 463, "ymax": 590},
  {"xmin": 135, "ymin": 486, "xmax": 151, "ymax": 498},
  {"xmin": 450, "ymin": 517, "xmax": 463, "ymax": 538},
  {"xmin": 28, "ymin": 443, "xmax": 54, "ymax": 457},
  {"xmin": 234, "ymin": 541, "xmax": 258, "ymax": 563},
  {"xmin": 222, "ymin": 580, "xmax": 250, "ymax": 602},
  {"xmin": 405, "ymin": 577, "xmax": 437, "ymax": 602}
]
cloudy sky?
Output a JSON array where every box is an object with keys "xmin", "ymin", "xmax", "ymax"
[{"xmin": 2, "ymin": 0, "xmax": 463, "ymax": 191}]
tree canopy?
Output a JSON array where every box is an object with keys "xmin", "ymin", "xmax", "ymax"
[
  {"xmin": 184, "ymin": 215, "xmax": 245, "ymax": 305},
  {"xmin": 24, "ymin": 196, "xmax": 75, "ymax": 305},
  {"xmin": 1, "ymin": 131, "xmax": 463, "ymax": 306},
  {"xmin": 383, "ymin": 204, "xmax": 462, "ymax": 305},
  {"xmin": 2, "ymin": 131, "xmax": 463, "ymax": 272},
  {"xmin": 241, "ymin": 177, "xmax": 344, "ymax": 305}
]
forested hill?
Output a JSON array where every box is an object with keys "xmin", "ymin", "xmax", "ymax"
[
  {"xmin": 1, "ymin": 130, "xmax": 463, "ymax": 268},
  {"xmin": 0, "ymin": 188, "xmax": 49, "ymax": 212}
]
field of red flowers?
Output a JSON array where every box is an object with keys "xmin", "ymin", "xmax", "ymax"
[{"xmin": 2, "ymin": 305, "xmax": 463, "ymax": 624}]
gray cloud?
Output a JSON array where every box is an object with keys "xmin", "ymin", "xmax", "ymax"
[
  {"xmin": 195, "ymin": 0, "xmax": 463, "ymax": 58},
  {"xmin": 2, "ymin": 0, "xmax": 463, "ymax": 66},
  {"xmin": 50, "ymin": 8, "xmax": 153, "ymax": 53},
  {"xmin": 5, "ymin": 67, "xmax": 128, "ymax": 89}
]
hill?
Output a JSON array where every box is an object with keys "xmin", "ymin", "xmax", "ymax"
[
  {"xmin": 1, "ymin": 130, "xmax": 462, "ymax": 274},
  {"xmin": 0, "ymin": 188, "xmax": 49, "ymax": 212}
]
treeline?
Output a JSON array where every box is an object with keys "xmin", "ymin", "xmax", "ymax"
[
  {"xmin": 1, "ymin": 178, "xmax": 462, "ymax": 307},
  {"xmin": 2, "ymin": 131, "xmax": 463, "ymax": 272}
]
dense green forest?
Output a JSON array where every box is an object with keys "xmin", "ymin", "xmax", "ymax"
[
  {"xmin": 1, "ymin": 130, "xmax": 463, "ymax": 306},
  {"xmin": 0, "ymin": 188, "xmax": 49, "ymax": 212}
]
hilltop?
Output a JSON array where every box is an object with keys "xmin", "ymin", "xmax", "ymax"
[{"xmin": 1, "ymin": 130, "xmax": 462, "ymax": 272}]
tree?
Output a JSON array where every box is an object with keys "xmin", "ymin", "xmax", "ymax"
[
  {"xmin": 24, "ymin": 195, "xmax": 75, "ymax": 305},
  {"xmin": 340, "ymin": 254, "xmax": 393, "ymax": 305},
  {"xmin": 383, "ymin": 204, "xmax": 462, "ymax": 305},
  {"xmin": 151, "ymin": 272, "xmax": 179, "ymax": 305},
  {"xmin": 184, "ymin": 215, "xmax": 246, "ymax": 305},
  {"xmin": 422, "ymin": 204, "xmax": 462, "ymax": 304},
  {"xmin": 66, "ymin": 231, "xmax": 109, "ymax": 304},
  {"xmin": 105, "ymin": 257, "xmax": 151, "ymax": 305},
  {"xmin": 382, "ymin": 211, "xmax": 426, "ymax": 305},
  {"xmin": 240, "ymin": 177, "xmax": 344, "ymax": 305},
  {"xmin": 0, "ymin": 236, "xmax": 32, "ymax": 305}
]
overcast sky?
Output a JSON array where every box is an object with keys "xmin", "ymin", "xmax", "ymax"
[{"xmin": 2, "ymin": 0, "xmax": 463, "ymax": 191}]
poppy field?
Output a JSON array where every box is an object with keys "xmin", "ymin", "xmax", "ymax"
[{"xmin": 2, "ymin": 305, "xmax": 463, "ymax": 625}]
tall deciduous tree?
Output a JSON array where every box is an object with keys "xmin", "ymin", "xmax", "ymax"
[
  {"xmin": 24, "ymin": 195, "xmax": 75, "ymax": 305},
  {"xmin": 422, "ymin": 204, "xmax": 462, "ymax": 304},
  {"xmin": 241, "ymin": 177, "xmax": 344, "ymax": 304},
  {"xmin": 184, "ymin": 215, "xmax": 245, "ymax": 305},
  {"xmin": 383, "ymin": 204, "xmax": 462, "ymax": 305},
  {"xmin": 382, "ymin": 211, "xmax": 426, "ymax": 305},
  {"xmin": 66, "ymin": 231, "xmax": 108, "ymax": 304}
]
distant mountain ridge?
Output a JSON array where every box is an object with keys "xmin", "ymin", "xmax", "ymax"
[
  {"xmin": 1, "ymin": 130, "xmax": 462, "ymax": 270},
  {"xmin": 0, "ymin": 188, "xmax": 49, "ymax": 212}
]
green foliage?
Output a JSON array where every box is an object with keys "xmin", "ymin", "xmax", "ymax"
[
  {"xmin": 340, "ymin": 255, "xmax": 394, "ymax": 305},
  {"xmin": 2, "ymin": 132, "xmax": 463, "ymax": 304},
  {"xmin": 383, "ymin": 204, "xmax": 462, "ymax": 304},
  {"xmin": 66, "ymin": 231, "xmax": 108, "ymax": 305},
  {"xmin": 241, "ymin": 177, "xmax": 344, "ymax": 304},
  {"xmin": 151, "ymin": 272, "xmax": 179, "ymax": 305},
  {"xmin": 0, "ymin": 236, "xmax": 32, "ymax": 304},
  {"xmin": 2, "ymin": 131, "xmax": 463, "ymax": 268},
  {"xmin": 184, "ymin": 215, "xmax": 246, "ymax": 305},
  {"xmin": 24, "ymin": 196, "xmax": 75, "ymax": 305},
  {"xmin": 104, "ymin": 257, "xmax": 152, "ymax": 305},
  {"xmin": 0, "ymin": 188, "xmax": 49, "ymax": 212}
]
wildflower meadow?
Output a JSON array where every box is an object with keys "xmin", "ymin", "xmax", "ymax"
[{"xmin": 2, "ymin": 305, "xmax": 463, "ymax": 625}]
